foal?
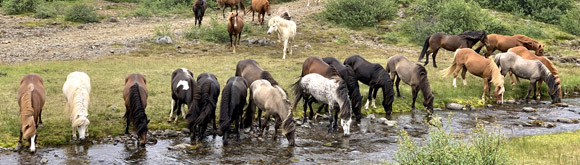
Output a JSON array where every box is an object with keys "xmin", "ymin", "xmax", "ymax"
[{"xmin": 18, "ymin": 74, "xmax": 46, "ymax": 153}]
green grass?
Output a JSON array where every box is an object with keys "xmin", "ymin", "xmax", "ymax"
[{"xmin": 507, "ymin": 130, "xmax": 580, "ymax": 164}]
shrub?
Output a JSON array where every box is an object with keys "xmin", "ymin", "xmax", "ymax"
[
  {"xmin": 474, "ymin": 0, "xmax": 574, "ymax": 24},
  {"xmin": 185, "ymin": 19, "xmax": 229, "ymax": 43},
  {"xmin": 433, "ymin": 0, "xmax": 486, "ymax": 35},
  {"xmin": 322, "ymin": 0, "xmax": 397, "ymax": 27},
  {"xmin": 34, "ymin": 2, "xmax": 57, "ymax": 19},
  {"xmin": 154, "ymin": 23, "xmax": 173, "ymax": 38},
  {"xmin": 65, "ymin": 4, "xmax": 100, "ymax": 23},
  {"xmin": 133, "ymin": 6, "xmax": 153, "ymax": 18},
  {"xmin": 134, "ymin": 0, "xmax": 193, "ymax": 17},
  {"xmin": 560, "ymin": 9, "xmax": 580, "ymax": 36},
  {"xmin": 513, "ymin": 24, "xmax": 547, "ymax": 39},
  {"xmin": 395, "ymin": 117, "xmax": 510, "ymax": 164},
  {"xmin": 2, "ymin": 0, "xmax": 38, "ymax": 14}
]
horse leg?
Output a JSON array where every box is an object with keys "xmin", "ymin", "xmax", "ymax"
[
  {"xmin": 273, "ymin": 118, "xmax": 281, "ymax": 140},
  {"xmin": 73, "ymin": 125, "xmax": 77, "ymax": 140},
  {"xmin": 461, "ymin": 68, "xmax": 468, "ymax": 86},
  {"xmin": 365, "ymin": 87, "xmax": 373, "ymax": 111},
  {"xmin": 485, "ymin": 46, "xmax": 495, "ymax": 58},
  {"xmin": 307, "ymin": 97, "xmax": 315, "ymax": 120},
  {"xmin": 424, "ymin": 50, "xmax": 432, "ymax": 66},
  {"xmin": 174, "ymin": 101, "xmax": 181, "ymax": 124},
  {"xmin": 432, "ymin": 49, "xmax": 440, "ymax": 68},
  {"xmin": 17, "ymin": 130, "xmax": 22, "ymax": 150},
  {"xmin": 212, "ymin": 110, "xmax": 217, "ymax": 136},
  {"xmin": 238, "ymin": 32, "xmax": 242, "ymax": 46},
  {"xmin": 482, "ymin": 78, "xmax": 489, "ymax": 101},
  {"xmin": 333, "ymin": 107, "xmax": 339, "ymax": 131},
  {"xmin": 532, "ymin": 80, "xmax": 538, "ymax": 102},
  {"xmin": 283, "ymin": 39, "xmax": 288, "ymax": 59},
  {"xmin": 327, "ymin": 105, "xmax": 334, "ymax": 133},
  {"xmin": 525, "ymin": 81, "xmax": 534, "ymax": 103},
  {"xmin": 259, "ymin": 111, "xmax": 272, "ymax": 139},
  {"xmin": 411, "ymin": 87, "xmax": 418, "ymax": 110},
  {"xmin": 38, "ymin": 111, "xmax": 43, "ymax": 128},
  {"xmin": 235, "ymin": 111, "xmax": 241, "ymax": 141},
  {"xmin": 372, "ymin": 87, "xmax": 379, "ymax": 109},
  {"xmin": 395, "ymin": 76, "xmax": 401, "ymax": 97},
  {"xmin": 182, "ymin": 104, "xmax": 187, "ymax": 119},
  {"xmin": 452, "ymin": 64, "xmax": 463, "ymax": 88},
  {"xmin": 303, "ymin": 96, "xmax": 309, "ymax": 122},
  {"xmin": 536, "ymin": 81, "xmax": 543, "ymax": 100},
  {"xmin": 257, "ymin": 107, "xmax": 263, "ymax": 133},
  {"xmin": 252, "ymin": 10, "xmax": 255, "ymax": 23},
  {"xmin": 222, "ymin": 8, "xmax": 226, "ymax": 18},
  {"xmin": 169, "ymin": 99, "xmax": 175, "ymax": 122}
]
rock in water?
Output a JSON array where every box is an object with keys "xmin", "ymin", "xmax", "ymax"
[
  {"xmin": 553, "ymin": 103, "xmax": 569, "ymax": 107},
  {"xmin": 168, "ymin": 143, "xmax": 192, "ymax": 150},
  {"xmin": 528, "ymin": 116, "xmax": 538, "ymax": 120},
  {"xmin": 164, "ymin": 129, "xmax": 179, "ymax": 137},
  {"xmin": 153, "ymin": 36, "xmax": 173, "ymax": 44},
  {"xmin": 181, "ymin": 128, "xmax": 190, "ymax": 135},
  {"xmin": 446, "ymin": 103, "xmax": 463, "ymax": 110},
  {"xmin": 384, "ymin": 120, "xmax": 396, "ymax": 127},
  {"xmin": 522, "ymin": 107, "xmax": 537, "ymax": 112},
  {"xmin": 557, "ymin": 118, "xmax": 574, "ymax": 123},
  {"xmin": 433, "ymin": 108, "xmax": 443, "ymax": 111},
  {"xmin": 366, "ymin": 114, "xmax": 376, "ymax": 120},
  {"xmin": 41, "ymin": 158, "xmax": 48, "ymax": 164},
  {"xmin": 545, "ymin": 122, "xmax": 556, "ymax": 128}
]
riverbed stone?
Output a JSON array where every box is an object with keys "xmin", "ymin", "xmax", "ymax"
[
  {"xmin": 446, "ymin": 103, "xmax": 463, "ymax": 110},
  {"xmin": 433, "ymin": 108, "xmax": 442, "ymax": 111},
  {"xmin": 557, "ymin": 118, "xmax": 574, "ymax": 123},
  {"xmin": 377, "ymin": 117, "xmax": 388, "ymax": 124},
  {"xmin": 366, "ymin": 114, "xmax": 376, "ymax": 120},
  {"xmin": 522, "ymin": 107, "xmax": 537, "ymax": 112},
  {"xmin": 181, "ymin": 128, "xmax": 190, "ymax": 135},
  {"xmin": 486, "ymin": 104, "xmax": 493, "ymax": 108},
  {"xmin": 553, "ymin": 103, "xmax": 569, "ymax": 107},
  {"xmin": 168, "ymin": 143, "xmax": 192, "ymax": 150},
  {"xmin": 545, "ymin": 122, "xmax": 556, "ymax": 128},
  {"xmin": 164, "ymin": 129, "xmax": 179, "ymax": 137},
  {"xmin": 515, "ymin": 121, "xmax": 532, "ymax": 127},
  {"xmin": 41, "ymin": 157, "xmax": 48, "ymax": 164},
  {"xmin": 528, "ymin": 116, "xmax": 538, "ymax": 120},
  {"xmin": 506, "ymin": 99, "xmax": 516, "ymax": 104}
]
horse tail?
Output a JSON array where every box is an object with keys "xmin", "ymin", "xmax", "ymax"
[
  {"xmin": 261, "ymin": 71, "xmax": 279, "ymax": 86},
  {"xmin": 125, "ymin": 83, "xmax": 145, "ymax": 129},
  {"xmin": 291, "ymin": 76, "xmax": 305, "ymax": 111},
  {"xmin": 193, "ymin": 81, "xmax": 218, "ymax": 127},
  {"xmin": 419, "ymin": 36, "xmax": 430, "ymax": 61},
  {"xmin": 219, "ymin": 83, "xmax": 234, "ymax": 134},
  {"xmin": 442, "ymin": 50, "xmax": 460, "ymax": 77},
  {"xmin": 337, "ymin": 80, "xmax": 352, "ymax": 120}
]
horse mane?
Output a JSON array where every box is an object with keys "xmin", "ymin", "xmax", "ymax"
[
  {"xmin": 336, "ymin": 80, "xmax": 352, "ymax": 120},
  {"xmin": 513, "ymin": 35, "xmax": 539, "ymax": 46},
  {"xmin": 537, "ymin": 61, "xmax": 560, "ymax": 96},
  {"xmin": 458, "ymin": 30, "xmax": 486, "ymax": 40},
  {"xmin": 540, "ymin": 56, "xmax": 559, "ymax": 77},
  {"xmin": 125, "ymin": 83, "xmax": 148, "ymax": 136},
  {"xmin": 20, "ymin": 83, "xmax": 37, "ymax": 139},
  {"xmin": 415, "ymin": 64, "xmax": 434, "ymax": 109},
  {"xmin": 227, "ymin": 13, "xmax": 236, "ymax": 25},
  {"xmin": 191, "ymin": 79, "xmax": 219, "ymax": 126},
  {"xmin": 488, "ymin": 58, "xmax": 505, "ymax": 90},
  {"xmin": 261, "ymin": 71, "xmax": 279, "ymax": 86},
  {"xmin": 71, "ymin": 87, "xmax": 90, "ymax": 127}
]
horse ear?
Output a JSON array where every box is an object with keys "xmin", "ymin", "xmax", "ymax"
[
  {"xmin": 25, "ymin": 124, "xmax": 30, "ymax": 130},
  {"xmin": 147, "ymin": 119, "xmax": 150, "ymax": 124}
]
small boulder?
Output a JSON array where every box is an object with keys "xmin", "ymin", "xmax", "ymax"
[
  {"xmin": 515, "ymin": 121, "xmax": 532, "ymax": 127},
  {"xmin": 107, "ymin": 17, "xmax": 118, "ymax": 22},
  {"xmin": 433, "ymin": 108, "xmax": 443, "ymax": 111},
  {"xmin": 304, "ymin": 44, "xmax": 312, "ymax": 50},
  {"xmin": 366, "ymin": 114, "xmax": 376, "ymax": 120},
  {"xmin": 153, "ymin": 36, "xmax": 173, "ymax": 44},
  {"xmin": 528, "ymin": 116, "xmax": 538, "ymax": 120},
  {"xmin": 486, "ymin": 104, "xmax": 493, "ymax": 108},
  {"xmin": 506, "ymin": 99, "xmax": 516, "ymax": 104},
  {"xmin": 522, "ymin": 107, "xmax": 537, "ymax": 112},
  {"xmin": 41, "ymin": 158, "xmax": 48, "ymax": 164},
  {"xmin": 181, "ymin": 128, "xmax": 190, "ymax": 135},
  {"xmin": 446, "ymin": 103, "xmax": 463, "ymax": 110},
  {"xmin": 384, "ymin": 120, "xmax": 396, "ymax": 127},
  {"xmin": 508, "ymin": 115, "xmax": 519, "ymax": 119},
  {"xmin": 164, "ymin": 129, "xmax": 179, "ymax": 137},
  {"xmin": 553, "ymin": 103, "xmax": 569, "ymax": 107},
  {"xmin": 545, "ymin": 122, "xmax": 556, "ymax": 128},
  {"xmin": 557, "ymin": 118, "xmax": 573, "ymax": 123},
  {"xmin": 377, "ymin": 117, "xmax": 388, "ymax": 124},
  {"xmin": 168, "ymin": 143, "xmax": 192, "ymax": 150}
]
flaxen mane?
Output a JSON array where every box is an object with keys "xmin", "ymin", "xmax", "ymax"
[
  {"xmin": 20, "ymin": 84, "xmax": 37, "ymax": 139},
  {"xmin": 488, "ymin": 58, "xmax": 505, "ymax": 93}
]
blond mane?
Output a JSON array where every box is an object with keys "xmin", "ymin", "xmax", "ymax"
[
  {"xmin": 20, "ymin": 83, "xmax": 36, "ymax": 139},
  {"xmin": 488, "ymin": 58, "xmax": 504, "ymax": 89}
]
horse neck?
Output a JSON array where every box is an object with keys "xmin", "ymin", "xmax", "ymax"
[{"xmin": 419, "ymin": 81, "xmax": 433, "ymax": 101}]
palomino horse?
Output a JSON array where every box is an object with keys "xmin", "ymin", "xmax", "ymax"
[
  {"xmin": 219, "ymin": 76, "xmax": 248, "ymax": 145},
  {"xmin": 248, "ymin": 0, "xmax": 271, "ymax": 25},
  {"xmin": 252, "ymin": 80, "xmax": 296, "ymax": 146},
  {"xmin": 475, "ymin": 34, "xmax": 544, "ymax": 57},
  {"xmin": 293, "ymin": 74, "xmax": 352, "ymax": 135},
  {"xmin": 322, "ymin": 57, "xmax": 362, "ymax": 121},
  {"xmin": 291, "ymin": 56, "xmax": 341, "ymax": 122},
  {"xmin": 508, "ymin": 46, "xmax": 562, "ymax": 99},
  {"xmin": 276, "ymin": 7, "xmax": 291, "ymax": 20},
  {"xmin": 170, "ymin": 68, "xmax": 199, "ymax": 125},
  {"xmin": 386, "ymin": 55, "xmax": 434, "ymax": 113},
  {"xmin": 494, "ymin": 52, "xmax": 561, "ymax": 103},
  {"xmin": 443, "ymin": 48, "xmax": 505, "ymax": 104},
  {"xmin": 228, "ymin": 12, "xmax": 244, "ymax": 53},
  {"xmin": 217, "ymin": 0, "xmax": 245, "ymax": 18},
  {"xmin": 63, "ymin": 72, "xmax": 91, "ymax": 140},
  {"xmin": 343, "ymin": 55, "xmax": 395, "ymax": 117},
  {"xmin": 192, "ymin": 0, "xmax": 207, "ymax": 27},
  {"xmin": 188, "ymin": 73, "xmax": 220, "ymax": 140},
  {"xmin": 123, "ymin": 73, "xmax": 149, "ymax": 145},
  {"xmin": 235, "ymin": 59, "xmax": 285, "ymax": 129},
  {"xmin": 419, "ymin": 30, "xmax": 488, "ymax": 68},
  {"xmin": 267, "ymin": 16, "xmax": 296, "ymax": 59},
  {"xmin": 18, "ymin": 74, "xmax": 45, "ymax": 153}
]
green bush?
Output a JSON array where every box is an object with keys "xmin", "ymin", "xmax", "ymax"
[
  {"xmin": 154, "ymin": 23, "xmax": 173, "ymax": 37},
  {"xmin": 133, "ymin": 6, "xmax": 153, "ymax": 18},
  {"xmin": 474, "ymin": 0, "xmax": 574, "ymax": 24},
  {"xmin": 433, "ymin": 0, "xmax": 486, "ymax": 35},
  {"xmin": 395, "ymin": 118, "xmax": 510, "ymax": 164},
  {"xmin": 323, "ymin": 0, "xmax": 397, "ymax": 27},
  {"xmin": 513, "ymin": 24, "xmax": 547, "ymax": 39},
  {"xmin": 134, "ymin": 0, "xmax": 193, "ymax": 17},
  {"xmin": 2, "ymin": 0, "xmax": 38, "ymax": 14},
  {"xmin": 64, "ymin": 4, "xmax": 100, "ymax": 23},
  {"xmin": 185, "ymin": 19, "xmax": 230, "ymax": 43},
  {"xmin": 560, "ymin": 9, "xmax": 580, "ymax": 36},
  {"xmin": 483, "ymin": 17, "xmax": 513, "ymax": 35},
  {"xmin": 34, "ymin": 2, "xmax": 57, "ymax": 18}
]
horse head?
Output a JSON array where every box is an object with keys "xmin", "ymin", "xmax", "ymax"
[
  {"xmin": 547, "ymin": 75, "xmax": 562, "ymax": 103},
  {"xmin": 73, "ymin": 115, "xmax": 90, "ymax": 140},
  {"xmin": 267, "ymin": 17, "xmax": 280, "ymax": 35},
  {"xmin": 536, "ymin": 44, "xmax": 545, "ymax": 56},
  {"xmin": 137, "ymin": 119, "xmax": 150, "ymax": 146},
  {"xmin": 266, "ymin": 1, "xmax": 272, "ymax": 16},
  {"xmin": 228, "ymin": 12, "xmax": 239, "ymax": 28}
]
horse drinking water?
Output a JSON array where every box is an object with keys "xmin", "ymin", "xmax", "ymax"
[
  {"xmin": 386, "ymin": 55, "xmax": 434, "ymax": 113},
  {"xmin": 188, "ymin": 73, "xmax": 220, "ymax": 140},
  {"xmin": 323, "ymin": 57, "xmax": 363, "ymax": 120},
  {"xmin": 219, "ymin": 76, "xmax": 248, "ymax": 145},
  {"xmin": 123, "ymin": 73, "xmax": 149, "ymax": 145},
  {"xmin": 475, "ymin": 34, "xmax": 544, "ymax": 57},
  {"xmin": 252, "ymin": 80, "xmax": 296, "ymax": 145},
  {"xmin": 170, "ymin": 68, "xmax": 200, "ymax": 125},
  {"xmin": 63, "ymin": 72, "xmax": 91, "ymax": 141},
  {"xmin": 508, "ymin": 46, "xmax": 562, "ymax": 100},
  {"xmin": 18, "ymin": 74, "xmax": 46, "ymax": 153}
]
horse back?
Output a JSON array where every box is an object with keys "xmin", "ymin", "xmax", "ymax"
[{"xmin": 19, "ymin": 74, "xmax": 46, "ymax": 121}]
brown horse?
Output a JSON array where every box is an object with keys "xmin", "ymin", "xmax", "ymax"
[
  {"xmin": 443, "ymin": 48, "xmax": 505, "ymax": 104},
  {"xmin": 123, "ymin": 73, "xmax": 149, "ymax": 145},
  {"xmin": 419, "ymin": 30, "xmax": 488, "ymax": 68},
  {"xmin": 18, "ymin": 74, "xmax": 45, "ymax": 153},
  {"xmin": 228, "ymin": 12, "xmax": 244, "ymax": 53},
  {"xmin": 508, "ymin": 46, "xmax": 562, "ymax": 99},
  {"xmin": 475, "ymin": 34, "xmax": 544, "ymax": 57},
  {"xmin": 217, "ymin": 0, "xmax": 245, "ymax": 18},
  {"xmin": 248, "ymin": 0, "xmax": 271, "ymax": 25},
  {"xmin": 386, "ymin": 55, "xmax": 434, "ymax": 113},
  {"xmin": 192, "ymin": 0, "xmax": 207, "ymax": 27}
]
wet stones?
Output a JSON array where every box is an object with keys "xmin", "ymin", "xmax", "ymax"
[
  {"xmin": 556, "ymin": 118, "xmax": 579, "ymax": 124},
  {"xmin": 486, "ymin": 104, "xmax": 493, "ymax": 108},
  {"xmin": 506, "ymin": 99, "xmax": 516, "ymax": 104},
  {"xmin": 167, "ymin": 143, "xmax": 192, "ymax": 150},
  {"xmin": 433, "ymin": 108, "xmax": 442, "ymax": 111},
  {"xmin": 446, "ymin": 103, "xmax": 463, "ymax": 110},
  {"xmin": 181, "ymin": 128, "xmax": 190, "ymax": 135},
  {"xmin": 41, "ymin": 157, "xmax": 48, "ymax": 164},
  {"xmin": 528, "ymin": 116, "xmax": 538, "ymax": 120},
  {"xmin": 522, "ymin": 107, "xmax": 537, "ymax": 112},
  {"xmin": 516, "ymin": 120, "xmax": 556, "ymax": 128},
  {"xmin": 366, "ymin": 114, "xmax": 376, "ymax": 120},
  {"xmin": 552, "ymin": 103, "xmax": 569, "ymax": 107},
  {"xmin": 164, "ymin": 129, "xmax": 179, "ymax": 137}
]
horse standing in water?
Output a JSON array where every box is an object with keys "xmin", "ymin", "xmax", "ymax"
[
  {"xmin": 252, "ymin": 80, "xmax": 296, "ymax": 146},
  {"xmin": 443, "ymin": 48, "xmax": 505, "ymax": 104},
  {"xmin": 322, "ymin": 57, "xmax": 362, "ymax": 120},
  {"xmin": 386, "ymin": 55, "xmax": 434, "ymax": 114},
  {"xmin": 18, "ymin": 74, "xmax": 46, "ymax": 153},
  {"xmin": 475, "ymin": 34, "xmax": 544, "ymax": 57},
  {"xmin": 419, "ymin": 30, "xmax": 488, "ymax": 68},
  {"xmin": 188, "ymin": 73, "xmax": 220, "ymax": 140},
  {"xmin": 344, "ymin": 55, "xmax": 395, "ymax": 117},
  {"xmin": 508, "ymin": 46, "xmax": 562, "ymax": 99},
  {"xmin": 123, "ymin": 73, "xmax": 149, "ymax": 145},
  {"xmin": 219, "ymin": 76, "xmax": 248, "ymax": 145},
  {"xmin": 494, "ymin": 52, "xmax": 561, "ymax": 103},
  {"xmin": 170, "ymin": 68, "xmax": 200, "ymax": 125},
  {"xmin": 63, "ymin": 72, "xmax": 91, "ymax": 141}
]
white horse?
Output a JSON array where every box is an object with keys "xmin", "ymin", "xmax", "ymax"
[
  {"xmin": 63, "ymin": 72, "xmax": 91, "ymax": 140},
  {"xmin": 294, "ymin": 73, "xmax": 352, "ymax": 136},
  {"xmin": 267, "ymin": 16, "xmax": 296, "ymax": 59}
]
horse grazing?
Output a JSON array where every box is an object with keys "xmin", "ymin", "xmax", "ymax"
[
  {"xmin": 188, "ymin": 73, "xmax": 220, "ymax": 140},
  {"xmin": 322, "ymin": 57, "xmax": 363, "ymax": 120},
  {"xmin": 248, "ymin": 0, "xmax": 271, "ymax": 25},
  {"xmin": 18, "ymin": 74, "xmax": 45, "ymax": 153},
  {"xmin": 386, "ymin": 55, "xmax": 434, "ymax": 114},
  {"xmin": 228, "ymin": 12, "xmax": 244, "ymax": 53},
  {"xmin": 170, "ymin": 68, "xmax": 199, "ymax": 125},
  {"xmin": 219, "ymin": 76, "xmax": 248, "ymax": 145},
  {"xmin": 267, "ymin": 16, "xmax": 296, "ymax": 59},
  {"xmin": 276, "ymin": 7, "xmax": 291, "ymax": 20},
  {"xmin": 235, "ymin": 59, "xmax": 285, "ymax": 129},
  {"xmin": 443, "ymin": 48, "xmax": 505, "ymax": 104},
  {"xmin": 475, "ymin": 34, "xmax": 544, "ymax": 57},
  {"xmin": 252, "ymin": 80, "xmax": 296, "ymax": 145},
  {"xmin": 293, "ymin": 74, "xmax": 352, "ymax": 135},
  {"xmin": 419, "ymin": 30, "xmax": 488, "ymax": 68},
  {"xmin": 192, "ymin": 0, "xmax": 207, "ymax": 27},
  {"xmin": 508, "ymin": 46, "xmax": 562, "ymax": 99},
  {"xmin": 123, "ymin": 73, "xmax": 149, "ymax": 145},
  {"xmin": 63, "ymin": 72, "xmax": 91, "ymax": 141},
  {"xmin": 494, "ymin": 52, "xmax": 561, "ymax": 103},
  {"xmin": 217, "ymin": 0, "xmax": 245, "ymax": 18},
  {"xmin": 343, "ymin": 55, "xmax": 395, "ymax": 117}
]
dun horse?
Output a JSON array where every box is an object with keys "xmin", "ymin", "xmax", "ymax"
[
  {"xmin": 248, "ymin": 0, "xmax": 271, "ymax": 25},
  {"xmin": 170, "ymin": 68, "xmax": 199, "ymax": 125},
  {"xmin": 189, "ymin": 73, "xmax": 220, "ymax": 140},
  {"xmin": 494, "ymin": 52, "xmax": 561, "ymax": 103},
  {"xmin": 508, "ymin": 46, "xmax": 562, "ymax": 99},
  {"xmin": 63, "ymin": 72, "xmax": 91, "ymax": 140},
  {"xmin": 228, "ymin": 12, "xmax": 244, "ymax": 53},
  {"xmin": 219, "ymin": 76, "xmax": 248, "ymax": 145},
  {"xmin": 192, "ymin": 0, "xmax": 207, "ymax": 27},
  {"xmin": 443, "ymin": 48, "xmax": 505, "ymax": 104},
  {"xmin": 217, "ymin": 0, "xmax": 245, "ymax": 18},
  {"xmin": 123, "ymin": 73, "xmax": 149, "ymax": 145},
  {"xmin": 386, "ymin": 55, "xmax": 434, "ymax": 113},
  {"xmin": 344, "ymin": 55, "xmax": 395, "ymax": 117},
  {"xmin": 252, "ymin": 80, "xmax": 296, "ymax": 146},
  {"xmin": 18, "ymin": 74, "xmax": 46, "ymax": 153},
  {"xmin": 267, "ymin": 16, "xmax": 296, "ymax": 59},
  {"xmin": 323, "ymin": 57, "xmax": 362, "ymax": 120},
  {"xmin": 475, "ymin": 34, "xmax": 544, "ymax": 57},
  {"xmin": 419, "ymin": 30, "xmax": 488, "ymax": 68}
]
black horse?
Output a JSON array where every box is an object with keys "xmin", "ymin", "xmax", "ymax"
[
  {"xmin": 322, "ymin": 57, "xmax": 363, "ymax": 121},
  {"xmin": 170, "ymin": 68, "xmax": 200, "ymax": 125},
  {"xmin": 219, "ymin": 76, "xmax": 248, "ymax": 145},
  {"xmin": 188, "ymin": 73, "xmax": 220, "ymax": 141},
  {"xmin": 344, "ymin": 55, "xmax": 395, "ymax": 117},
  {"xmin": 193, "ymin": 0, "xmax": 207, "ymax": 27}
]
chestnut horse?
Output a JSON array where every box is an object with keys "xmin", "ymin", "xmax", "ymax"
[
  {"xmin": 123, "ymin": 73, "xmax": 149, "ymax": 146},
  {"xmin": 217, "ymin": 0, "xmax": 245, "ymax": 18},
  {"xmin": 386, "ymin": 55, "xmax": 434, "ymax": 114},
  {"xmin": 475, "ymin": 34, "xmax": 544, "ymax": 57},
  {"xmin": 192, "ymin": 0, "xmax": 207, "ymax": 27},
  {"xmin": 508, "ymin": 46, "xmax": 561, "ymax": 99},
  {"xmin": 18, "ymin": 74, "xmax": 45, "ymax": 153},
  {"xmin": 228, "ymin": 12, "xmax": 244, "ymax": 53},
  {"xmin": 443, "ymin": 48, "xmax": 505, "ymax": 104},
  {"xmin": 248, "ymin": 0, "xmax": 271, "ymax": 25},
  {"xmin": 419, "ymin": 30, "xmax": 488, "ymax": 68}
]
